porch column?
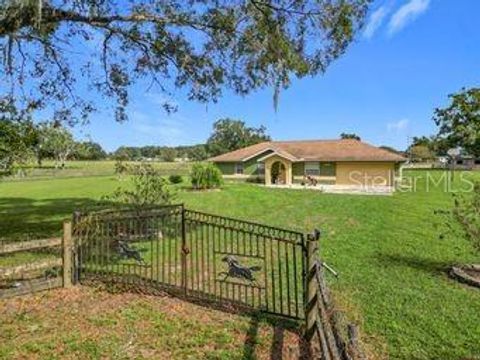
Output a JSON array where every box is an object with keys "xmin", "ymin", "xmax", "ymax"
[
  {"xmin": 265, "ymin": 162, "xmax": 272, "ymax": 185},
  {"xmin": 285, "ymin": 162, "xmax": 292, "ymax": 185}
]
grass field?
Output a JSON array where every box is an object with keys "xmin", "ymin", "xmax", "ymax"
[
  {"xmin": 4, "ymin": 160, "xmax": 191, "ymax": 181},
  {"xmin": 1, "ymin": 163, "xmax": 480, "ymax": 359}
]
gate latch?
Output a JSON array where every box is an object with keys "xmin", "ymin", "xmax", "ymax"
[
  {"xmin": 321, "ymin": 261, "xmax": 339, "ymax": 277},
  {"xmin": 182, "ymin": 246, "xmax": 190, "ymax": 255}
]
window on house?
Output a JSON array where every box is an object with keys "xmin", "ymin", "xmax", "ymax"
[
  {"xmin": 235, "ymin": 163, "xmax": 244, "ymax": 175},
  {"xmin": 256, "ymin": 162, "xmax": 265, "ymax": 175},
  {"xmin": 319, "ymin": 162, "xmax": 336, "ymax": 176},
  {"xmin": 304, "ymin": 162, "xmax": 320, "ymax": 176}
]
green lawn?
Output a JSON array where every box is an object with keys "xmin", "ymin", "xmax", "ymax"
[
  {"xmin": 4, "ymin": 160, "xmax": 191, "ymax": 181},
  {"xmin": 1, "ymin": 168, "xmax": 480, "ymax": 359}
]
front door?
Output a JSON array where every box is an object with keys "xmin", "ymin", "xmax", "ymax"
[{"xmin": 271, "ymin": 161, "xmax": 287, "ymax": 184}]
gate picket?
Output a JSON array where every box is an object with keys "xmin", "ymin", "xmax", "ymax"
[{"xmin": 73, "ymin": 205, "xmax": 306, "ymax": 319}]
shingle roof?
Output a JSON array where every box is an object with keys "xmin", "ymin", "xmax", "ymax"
[{"xmin": 209, "ymin": 139, "xmax": 406, "ymax": 162}]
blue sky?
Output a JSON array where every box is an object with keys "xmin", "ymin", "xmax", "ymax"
[{"xmin": 74, "ymin": 0, "xmax": 480, "ymax": 152}]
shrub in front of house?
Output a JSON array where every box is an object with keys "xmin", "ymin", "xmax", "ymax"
[
  {"xmin": 190, "ymin": 163, "xmax": 223, "ymax": 190},
  {"xmin": 168, "ymin": 174, "xmax": 183, "ymax": 184}
]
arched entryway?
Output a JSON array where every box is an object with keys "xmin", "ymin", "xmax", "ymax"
[
  {"xmin": 271, "ymin": 161, "xmax": 287, "ymax": 184},
  {"xmin": 264, "ymin": 155, "xmax": 292, "ymax": 186}
]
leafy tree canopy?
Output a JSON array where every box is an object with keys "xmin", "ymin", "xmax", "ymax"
[
  {"xmin": 75, "ymin": 141, "xmax": 107, "ymax": 160},
  {"xmin": 207, "ymin": 118, "xmax": 270, "ymax": 156},
  {"xmin": 0, "ymin": 98, "xmax": 38, "ymax": 173},
  {"xmin": 340, "ymin": 132, "xmax": 361, "ymax": 140},
  {"xmin": 405, "ymin": 135, "xmax": 455, "ymax": 158},
  {"xmin": 0, "ymin": 119, "xmax": 37, "ymax": 173},
  {"xmin": 161, "ymin": 147, "xmax": 177, "ymax": 162},
  {"xmin": 433, "ymin": 87, "xmax": 480, "ymax": 158},
  {"xmin": 40, "ymin": 123, "xmax": 77, "ymax": 167},
  {"xmin": 409, "ymin": 144, "xmax": 435, "ymax": 162},
  {"xmin": 112, "ymin": 144, "xmax": 208, "ymax": 161},
  {"xmin": 411, "ymin": 136, "xmax": 433, "ymax": 147},
  {"xmin": 107, "ymin": 163, "xmax": 176, "ymax": 208},
  {"xmin": 0, "ymin": 0, "xmax": 370, "ymax": 124}
]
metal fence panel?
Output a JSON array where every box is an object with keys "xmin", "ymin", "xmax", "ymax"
[{"xmin": 74, "ymin": 205, "xmax": 306, "ymax": 319}]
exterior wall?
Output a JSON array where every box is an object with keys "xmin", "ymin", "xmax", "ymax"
[
  {"xmin": 217, "ymin": 159, "xmax": 400, "ymax": 187},
  {"xmin": 336, "ymin": 162, "xmax": 396, "ymax": 186},
  {"xmin": 215, "ymin": 162, "xmax": 235, "ymax": 175},
  {"xmin": 292, "ymin": 162, "xmax": 304, "ymax": 184},
  {"xmin": 292, "ymin": 162, "xmax": 305, "ymax": 177},
  {"xmin": 264, "ymin": 155, "xmax": 292, "ymax": 185},
  {"xmin": 244, "ymin": 157, "xmax": 264, "ymax": 176},
  {"xmin": 214, "ymin": 153, "xmax": 267, "ymax": 180},
  {"xmin": 292, "ymin": 162, "xmax": 336, "ymax": 184}
]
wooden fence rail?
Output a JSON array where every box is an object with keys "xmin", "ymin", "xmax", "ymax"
[
  {"xmin": 0, "ymin": 237, "xmax": 62, "ymax": 255},
  {"xmin": 305, "ymin": 231, "xmax": 366, "ymax": 360},
  {"xmin": 0, "ymin": 221, "xmax": 72, "ymax": 299},
  {"xmin": 0, "ymin": 258, "xmax": 63, "ymax": 279}
]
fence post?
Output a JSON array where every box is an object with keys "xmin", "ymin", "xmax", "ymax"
[
  {"xmin": 305, "ymin": 229, "xmax": 320, "ymax": 340},
  {"xmin": 181, "ymin": 205, "xmax": 188, "ymax": 295},
  {"xmin": 72, "ymin": 211, "xmax": 81, "ymax": 284},
  {"xmin": 63, "ymin": 221, "xmax": 73, "ymax": 288}
]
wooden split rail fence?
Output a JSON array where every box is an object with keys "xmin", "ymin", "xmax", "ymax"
[
  {"xmin": 0, "ymin": 221, "xmax": 73, "ymax": 299},
  {"xmin": 305, "ymin": 232, "xmax": 366, "ymax": 360}
]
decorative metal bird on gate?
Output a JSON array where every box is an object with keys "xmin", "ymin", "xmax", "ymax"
[
  {"xmin": 220, "ymin": 256, "xmax": 261, "ymax": 282},
  {"xmin": 115, "ymin": 240, "xmax": 145, "ymax": 264}
]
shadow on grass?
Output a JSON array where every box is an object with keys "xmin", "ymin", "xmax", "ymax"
[
  {"xmin": 85, "ymin": 278, "xmax": 313, "ymax": 359},
  {"xmin": 376, "ymin": 253, "xmax": 451, "ymax": 276},
  {"xmin": 0, "ymin": 197, "xmax": 110, "ymax": 240},
  {"xmin": 271, "ymin": 324, "xmax": 285, "ymax": 359},
  {"xmin": 242, "ymin": 314, "xmax": 307, "ymax": 359},
  {"xmin": 243, "ymin": 315, "xmax": 259, "ymax": 359}
]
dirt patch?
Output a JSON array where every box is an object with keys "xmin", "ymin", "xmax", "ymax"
[{"xmin": 0, "ymin": 286, "xmax": 309, "ymax": 359}]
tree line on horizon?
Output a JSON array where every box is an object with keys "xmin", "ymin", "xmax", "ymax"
[
  {"xmin": 100, "ymin": 117, "xmax": 272, "ymax": 162},
  {"xmin": 0, "ymin": 117, "xmax": 272, "ymax": 173},
  {"xmin": 2, "ymin": 87, "xmax": 479, "ymax": 175}
]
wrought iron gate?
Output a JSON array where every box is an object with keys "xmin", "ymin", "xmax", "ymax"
[{"xmin": 73, "ymin": 205, "xmax": 306, "ymax": 319}]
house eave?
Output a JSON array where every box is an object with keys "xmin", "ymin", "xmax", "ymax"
[{"xmin": 256, "ymin": 151, "xmax": 299, "ymax": 162}]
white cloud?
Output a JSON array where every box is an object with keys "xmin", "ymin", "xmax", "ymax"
[
  {"xmin": 388, "ymin": 0, "xmax": 430, "ymax": 35},
  {"xmin": 363, "ymin": 6, "xmax": 390, "ymax": 39},
  {"xmin": 387, "ymin": 118, "xmax": 409, "ymax": 132},
  {"xmin": 130, "ymin": 110, "xmax": 187, "ymax": 145}
]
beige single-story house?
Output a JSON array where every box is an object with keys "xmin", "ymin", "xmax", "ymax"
[{"xmin": 209, "ymin": 139, "xmax": 406, "ymax": 187}]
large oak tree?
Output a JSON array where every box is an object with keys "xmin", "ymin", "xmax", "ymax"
[
  {"xmin": 207, "ymin": 118, "xmax": 270, "ymax": 156},
  {"xmin": 1, "ymin": 0, "xmax": 370, "ymax": 124},
  {"xmin": 434, "ymin": 87, "xmax": 480, "ymax": 157}
]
